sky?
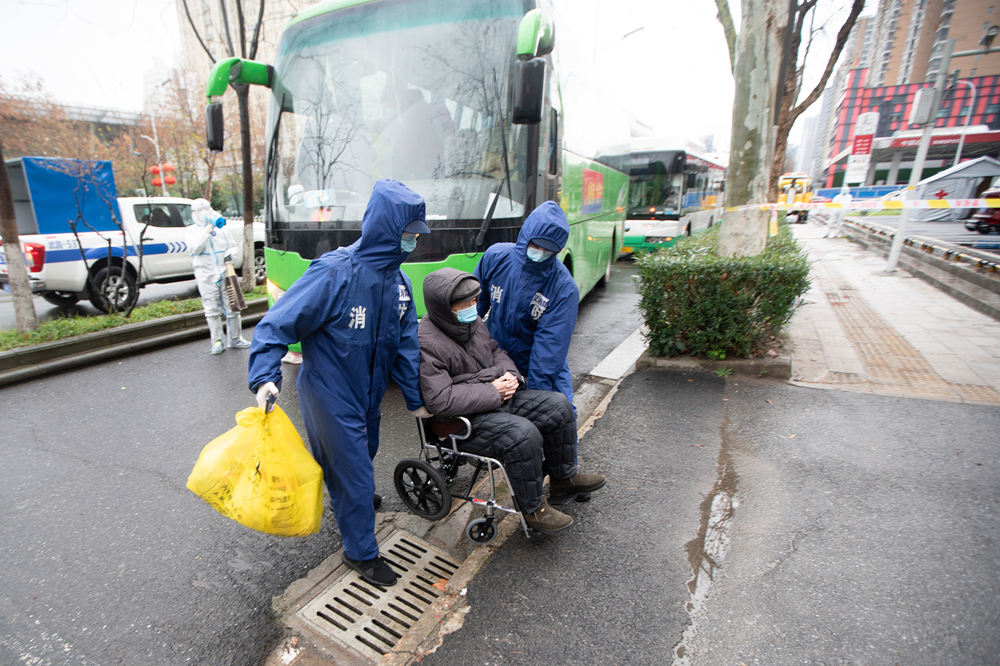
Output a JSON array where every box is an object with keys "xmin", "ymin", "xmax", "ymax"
[{"xmin": 0, "ymin": 0, "xmax": 859, "ymax": 159}]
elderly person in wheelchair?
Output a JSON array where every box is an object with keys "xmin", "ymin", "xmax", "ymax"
[{"xmin": 417, "ymin": 267, "xmax": 605, "ymax": 533}]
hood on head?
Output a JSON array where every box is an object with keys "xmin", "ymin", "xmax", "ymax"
[
  {"xmin": 356, "ymin": 179, "xmax": 427, "ymax": 270},
  {"xmin": 515, "ymin": 201, "xmax": 569, "ymax": 257},
  {"xmin": 423, "ymin": 268, "xmax": 479, "ymax": 339}
]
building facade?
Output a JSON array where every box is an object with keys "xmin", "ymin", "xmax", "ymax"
[{"xmin": 816, "ymin": 0, "xmax": 1000, "ymax": 187}]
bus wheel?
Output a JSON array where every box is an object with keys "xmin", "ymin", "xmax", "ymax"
[
  {"xmin": 89, "ymin": 266, "xmax": 138, "ymax": 314},
  {"xmin": 597, "ymin": 237, "xmax": 614, "ymax": 288}
]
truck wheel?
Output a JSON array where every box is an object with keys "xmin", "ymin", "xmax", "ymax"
[
  {"xmin": 41, "ymin": 291, "xmax": 80, "ymax": 306},
  {"xmin": 253, "ymin": 247, "xmax": 266, "ymax": 285},
  {"xmin": 89, "ymin": 267, "xmax": 138, "ymax": 313}
]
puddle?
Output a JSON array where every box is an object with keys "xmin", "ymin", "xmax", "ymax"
[{"xmin": 672, "ymin": 415, "xmax": 739, "ymax": 665}]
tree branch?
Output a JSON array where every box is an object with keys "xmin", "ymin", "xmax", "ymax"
[
  {"xmin": 235, "ymin": 0, "xmax": 248, "ymax": 58},
  {"xmin": 714, "ymin": 0, "xmax": 737, "ymax": 73},
  {"xmin": 788, "ymin": 0, "xmax": 864, "ymax": 127},
  {"xmin": 218, "ymin": 0, "xmax": 237, "ymax": 57},
  {"xmin": 181, "ymin": 0, "xmax": 216, "ymax": 65},
  {"xmin": 248, "ymin": 0, "xmax": 266, "ymax": 60}
]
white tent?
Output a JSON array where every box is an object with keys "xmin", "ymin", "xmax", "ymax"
[{"xmin": 913, "ymin": 155, "xmax": 1000, "ymax": 221}]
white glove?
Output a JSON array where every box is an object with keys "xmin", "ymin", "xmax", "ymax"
[
  {"xmin": 256, "ymin": 382, "xmax": 279, "ymax": 411},
  {"xmin": 408, "ymin": 406, "xmax": 432, "ymax": 419}
]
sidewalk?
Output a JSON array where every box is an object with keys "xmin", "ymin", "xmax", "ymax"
[{"xmin": 787, "ymin": 221, "xmax": 1000, "ymax": 405}]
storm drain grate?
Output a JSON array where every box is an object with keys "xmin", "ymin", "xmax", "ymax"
[{"xmin": 296, "ymin": 530, "xmax": 461, "ymax": 661}]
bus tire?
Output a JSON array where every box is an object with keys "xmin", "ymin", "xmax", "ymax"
[
  {"xmin": 41, "ymin": 291, "xmax": 81, "ymax": 306},
  {"xmin": 88, "ymin": 265, "xmax": 138, "ymax": 314},
  {"xmin": 597, "ymin": 235, "xmax": 614, "ymax": 288}
]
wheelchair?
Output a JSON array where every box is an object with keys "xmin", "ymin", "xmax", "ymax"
[{"xmin": 393, "ymin": 417, "xmax": 530, "ymax": 544}]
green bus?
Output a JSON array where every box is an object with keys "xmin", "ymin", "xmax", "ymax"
[
  {"xmin": 596, "ymin": 149, "xmax": 725, "ymax": 254},
  {"xmin": 204, "ymin": 0, "xmax": 627, "ymax": 317}
]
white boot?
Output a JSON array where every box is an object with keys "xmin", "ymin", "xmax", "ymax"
[
  {"xmin": 207, "ymin": 316, "xmax": 225, "ymax": 354},
  {"xmin": 227, "ymin": 314, "xmax": 251, "ymax": 349}
]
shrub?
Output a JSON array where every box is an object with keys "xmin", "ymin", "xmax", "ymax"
[{"xmin": 635, "ymin": 224, "xmax": 810, "ymax": 358}]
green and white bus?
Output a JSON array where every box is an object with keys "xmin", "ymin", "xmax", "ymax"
[
  {"xmin": 204, "ymin": 0, "xmax": 627, "ymax": 316},
  {"xmin": 596, "ymin": 149, "xmax": 725, "ymax": 254}
]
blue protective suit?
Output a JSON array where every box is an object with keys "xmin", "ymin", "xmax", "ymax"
[
  {"xmin": 474, "ymin": 200, "xmax": 578, "ymax": 407},
  {"xmin": 248, "ymin": 179, "xmax": 425, "ymax": 561}
]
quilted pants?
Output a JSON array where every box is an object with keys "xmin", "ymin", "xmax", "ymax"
[{"xmin": 462, "ymin": 389, "xmax": 577, "ymax": 513}]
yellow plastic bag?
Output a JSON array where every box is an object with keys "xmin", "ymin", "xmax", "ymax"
[{"xmin": 187, "ymin": 405, "xmax": 323, "ymax": 537}]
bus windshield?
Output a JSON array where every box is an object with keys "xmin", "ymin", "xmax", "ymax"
[{"xmin": 267, "ymin": 0, "xmax": 526, "ymax": 257}]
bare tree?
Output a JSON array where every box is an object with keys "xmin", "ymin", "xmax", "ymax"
[
  {"xmin": 180, "ymin": 0, "xmax": 266, "ymax": 289},
  {"xmin": 713, "ymin": 0, "xmax": 863, "ymax": 256},
  {"xmin": 0, "ymin": 139, "xmax": 38, "ymax": 332}
]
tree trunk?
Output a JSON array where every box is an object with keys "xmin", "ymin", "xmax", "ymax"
[
  {"xmin": 0, "ymin": 140, "xmax": 38, "ymax": 332},
  {"xmin": 236, "ymin": 84, "xmax": 255, "ymax": 290},
  {"xmin": 718, "ymin": 0, "xmax": 790, "ymax": 258}
]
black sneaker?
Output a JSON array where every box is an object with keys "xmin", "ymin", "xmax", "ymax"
[
  {"xmin": 342, "ymin": 552, "xmax": 398, "ymax": 587},
  {"xmin": 373, "ymin": 493, "xmax": 382, "ymax": 509}
]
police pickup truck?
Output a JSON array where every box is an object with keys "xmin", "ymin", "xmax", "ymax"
[{"xmin": 0, "ymin": 157, "xmax": 263, "ymax": 313}]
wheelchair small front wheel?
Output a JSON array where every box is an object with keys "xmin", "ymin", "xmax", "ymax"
[
  {"xmin": 394, "ymin": 459, "xmax": 451, "ymax": 521},
  {"xmin": 465, "ymin": 517, "xmax": 497, "ymax": 544}
]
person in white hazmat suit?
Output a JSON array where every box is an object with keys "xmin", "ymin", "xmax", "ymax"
[
  {"xmin": 826, "ymin": 185, "xmax": 853, "ymax": 238},
  {"xmin": 187, "ymin": 198, "xmax": 252, "ymax": 354}
]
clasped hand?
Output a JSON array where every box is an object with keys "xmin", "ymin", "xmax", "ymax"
[{"xmin": 491, "ymin": 372, "xmax": 519, "ymax": 402}]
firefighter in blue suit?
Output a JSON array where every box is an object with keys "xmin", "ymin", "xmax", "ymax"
[
  {"xmin": 248, "ymin": 179, "xmax": 430, "ymax": 588},
  {"xmin": 474, "ymin": 201, "xmax": 578, "ymax": 409}
]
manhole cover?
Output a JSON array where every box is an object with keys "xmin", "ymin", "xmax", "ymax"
[{"xmin": 296, "ymin": 530, "xmax": 461, "ymax": 661}]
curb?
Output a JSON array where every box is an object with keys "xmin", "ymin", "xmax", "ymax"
[
  {"xmin": 0, "ymin": 298, "xmax": 268, "ymax": 388},
  {"xmin": 634, "ymin": 348, "xmax": 792, "ymax": 379}
]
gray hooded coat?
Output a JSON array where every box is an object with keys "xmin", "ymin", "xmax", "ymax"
[{"xmin": 418, "ymin": 268, "xmax": 522, "ymax": 417}]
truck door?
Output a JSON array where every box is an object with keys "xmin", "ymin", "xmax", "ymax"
[{"xmin": 131, "ymin": 202, "xmax": 194, "ymax": 279}]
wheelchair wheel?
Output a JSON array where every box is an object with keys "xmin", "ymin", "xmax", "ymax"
[
  {"xmin": 394, "ymin": 459, "xmax": 451, "ymax": 521},
  {"xmin": 465, "ymin": 517, "xmax": 497, "ymax": 544}
]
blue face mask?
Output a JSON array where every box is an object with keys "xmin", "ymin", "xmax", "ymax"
[
  {"xmin": 455, "ymin": 304, "xmax": 478, "ymax": 323},
  {"xmin": 526, "ymin": 246, "xmax": 554, "ymax": 263},
  {"xmin": 400, "ymin": 233, "xmax": 418, "ymax": 253}
]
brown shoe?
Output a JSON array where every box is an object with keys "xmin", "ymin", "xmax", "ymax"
[
  {"xmin": 523, "ymin": 499, "xmax": 574, "ymax": 533},
  {"xmin": 549, "ymin": 471, "xmax": 606, "ymax": 505}
]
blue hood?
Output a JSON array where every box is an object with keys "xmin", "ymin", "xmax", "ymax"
[
  {"xmin": 514, "ymin": 201, "xmax": 569, "ymax": 261},
  {"xmin": 355, "ymin": 179, "xmax": 427, "ymax": 271}
]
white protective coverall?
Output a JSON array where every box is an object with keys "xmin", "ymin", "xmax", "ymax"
[
  {"xmin": 828, "ymin": 186, "xmax": 853, "ymax": 238},
  {"xmin": 187, "ymin": 199, "xmax": 250, "ymax": 353}
]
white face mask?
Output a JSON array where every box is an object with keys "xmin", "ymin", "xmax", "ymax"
[
  {"xmin": 526, "ymin": 246, "xmax": 554, "ymax": 263},
  {"xmin": 400, "ymin": 232, "xmax": 418, "ymax": 253},
  {"xmin": 454, "ymin": 304, "xmax": 478, "ymax": 323}
]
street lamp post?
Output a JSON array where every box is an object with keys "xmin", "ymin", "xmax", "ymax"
[
  {"xmin": 138, "ymin": 132, "xmax": 168, "ymax": 197},
  {"xmin": 953, "ymin": 78, "xmax": 977, "ymax": 166}
]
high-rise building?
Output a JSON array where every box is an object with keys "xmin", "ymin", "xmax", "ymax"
[{"xmin": 867, "ymin": 0, "xmax": 1000, "ymax": 86}]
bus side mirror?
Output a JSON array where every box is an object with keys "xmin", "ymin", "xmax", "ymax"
[
  {"xmin": 206, "ymin": 102, "xmax": 224, "ymax": 152},
  {"xmin": 513, "ymin": 58, "xmax": 545, "ymax": 125}
]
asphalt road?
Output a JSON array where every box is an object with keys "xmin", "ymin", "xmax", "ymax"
[
  {"xmin": 421, "ymin": 373, "xmax": 1000, "ymax": 665},
  {"xmin": 0, "ymin": 261, "xmax": 640, "ymax": 665}
]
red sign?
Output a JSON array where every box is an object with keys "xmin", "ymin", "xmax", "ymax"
[
  {"xmin": 852, "ymin": 135, "xmax": 873, "ymax": 155},
  {"xmin": 887, "ymin": 130, "xmax": 1000, "ymax": 148}
]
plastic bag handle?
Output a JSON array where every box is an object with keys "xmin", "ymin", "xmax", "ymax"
[{"xmin": 265, "ymin": 392, "xmax": 277, "ymax": 413}]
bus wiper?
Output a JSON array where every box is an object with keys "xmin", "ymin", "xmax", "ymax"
[
  {"xmin": 264, "ymin": 95, "xmax": 286, "ymax": 228},
  {"xmin": 475, "ymin": 71, "xmax": 513, "ymax": 249}
]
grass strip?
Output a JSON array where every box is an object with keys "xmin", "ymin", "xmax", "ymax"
[{"xmin": 0, "ymin": 286, "xmax": 265, "ymax": 352}]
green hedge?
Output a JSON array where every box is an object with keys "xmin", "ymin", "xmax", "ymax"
[{"xmin": 635, "ymin": 224, "xmax": 811, "ymax": 358}]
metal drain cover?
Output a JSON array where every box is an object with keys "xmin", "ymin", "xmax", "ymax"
[{"xmin": 296, "ymin": 530, "xmax": 461, "ymax": 661}]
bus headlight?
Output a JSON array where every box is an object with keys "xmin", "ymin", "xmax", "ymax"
[
  {"xmin": 646, "ymin": 236, "xmax": 672, "ymax": 244},
  {"xmin": 266, "ymin": 278, "xmax": 286, "ymax": 302}
]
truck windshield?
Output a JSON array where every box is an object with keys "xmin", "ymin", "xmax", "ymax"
[{"xmin": 267, "ymin": 0, "xmax": 526, "ymax": 242}]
